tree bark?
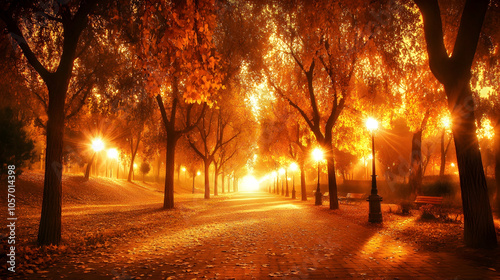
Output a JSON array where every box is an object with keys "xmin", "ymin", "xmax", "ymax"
[
  {"xmin": 38, "ymin": 83, "xmax": 66, "ymax": 246},
  {"xmin": 84, "ymin": 153, "xmax": 95, "ymax": 181},
  {"xmin": 410, "ymin": 130, "xmax": 423, "ymax": 195},
  {"xmin": 415, "ymin": 0, "xmax": 496, "ymax": 248},
  {"xmin": 164, "ymin": 136, "xmax": 178, "ymax": 208},
  {"xmin": 221, "ymin": 172, "xmax": 225, "ymax": 193},
  {"xmin": 494, "ymin": 123, "xmax": 500, "ymax": 213},
  {"xmin": 324, "ymin": 146, "xmax": 339, "ymax": 209},
  {"xmin": 214, "ymin": 170, "xmax": 219, "ymax": 196},
  {"xmin": 127, "ymin": 132, "xmax": 141, "ymax": 182},
  {"xmin": 300, "ymin": 162, "xmax": 307, "ymax": 201},
  {"xmin": 204, "ymin": 160, "xmax": 210, "ymax": 199}
]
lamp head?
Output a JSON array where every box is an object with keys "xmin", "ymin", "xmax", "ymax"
[{"xmin": 366, "ymin": 117, "xmax": 379, "ymax": 132}]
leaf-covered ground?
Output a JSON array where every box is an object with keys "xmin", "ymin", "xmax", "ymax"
[{"xmin": 2, "ymin": 172, "xmax": 499, "ymax": 279}]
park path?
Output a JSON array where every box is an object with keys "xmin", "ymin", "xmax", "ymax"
[{"xmin": 13, "ymin": 192, "xmax": 498, "ymax": 279}]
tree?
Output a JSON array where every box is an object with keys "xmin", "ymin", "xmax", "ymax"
[
  {"xmin": 414, "ymin": 0, "xmax": 497, "ymax": 248},
  {"xmin": 133, "ymin": 0, "xmax": 221, "ymax": 209},
  {"xmin": 265, "ymin": 0, "xmax": 379, "ymax": 209},
  {"xmin": 1, "ymin": 0, "xmax": 102, "ymax": 245},
  {"xmin": 0, "ymin": 107, "xmax": 36, "ymax": 176},
  {"xmin": 140, "ymin": 162, "xmax": 151, "ymax": 182}
]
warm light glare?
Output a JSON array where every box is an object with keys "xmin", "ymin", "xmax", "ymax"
[
  {"xmin": 181, "ymin": 166, "xmax": 186, "ymax": 172},
  {"xmin": 366, "ymin": 117, "xmax": 379, "ymax": 131},
  {"xmin": 312, "ymin": 148, "xmax": 324, "ymax": 162},
  {"xmin": 107, "ymin": 148, "xmax": 118, "ymax": 159},
  {"xmin": 442, "ymin": 116, "xmax": 451, "ymax": 129},
  {"xmin": 197, "ymin": 171, "xmax": 201, "ymax": 176},
  {"xmin": 279, "ymin": 168, "xmax": 285, "ymax": 175},
  {"xmin": 290, "ymin": 162, "xmax": 298, "ymax": 171},
  {"xmin": 451, "ymin": 162, "xmax": 456, "ymax": 167},
  {"xmin": 240, "ymin": 175, "xmax": 259, "ymax": 191},
  {"xmin": 92, "ymin": 139, "xmax": 104, "ymax": 152}
]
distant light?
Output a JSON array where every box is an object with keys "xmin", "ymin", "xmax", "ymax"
[
  {"xmin": 366, "ymin": 117, "xmax": 379, "ymax": 131},
  {"xmin": 442, "ymin": 116, "xmax": 451, "ymax": 129},
  {"xmin": 107, "ymin": 148, "xmax": 118, "ymax": 159},
  {"xmin": 272, "ymin": 171, "xmax": 277, "ymax": 177},
  {"xmin": 451, "ymin": 162, "xmax": 455, "ymax": 167},
  {"xmin": 312, "ymin": 148, "xmax": 324, "ymax": 162},
  {"xmin": 279, "ymin": 168, "xmax": 285, "ymax": 175},
  {"xmin": 290, "ymin": 162, "xmax": 298, "ymax": 171},
  {"xmin": 368, "ymin": 154, "xmax": 373, "ymax": 160},
  {"xmin": 197, "ymin": 171, "xmax": 201, "ymax": 176},
  {"xmin": 92, "ymin": 139, "xmax": 104, "ymax": 152},
  {"xmin": 240, "ymin": 175, "xmax": 259, "ymax": 191},
  {"xmin": 181, "ymin": 166, "xmax": 186, "ymax": 172}
]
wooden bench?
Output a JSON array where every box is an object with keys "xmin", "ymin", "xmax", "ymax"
[
  {"xmin": 339, "ymin": 193, "xmax": 366, "ymax": 204},
  {"xmin": 414, "ymin": 196, "xmax": 443, "ymax": 206}
]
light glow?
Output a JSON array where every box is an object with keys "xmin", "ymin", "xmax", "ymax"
[
  {"xmin": 92, "ymin": 139, "xmax": 105, "ymax": 152},
  {"xmin": 312, "ymin": 148, "xmax": 324, "ymax": 162},
  {"xmin": 240, "ymin": 175, "xmax": 260, "ymax": 191},
  {"xmin": 107, "ymin": 148, "xmax": 118, "ymax": 159},
  {"xmin": 366, "ymin": 117, "xmax": 379, "ymax": 131},
  {"xmin": 290, "ymin": 162, "xmax": 298, "ymax": 171}
]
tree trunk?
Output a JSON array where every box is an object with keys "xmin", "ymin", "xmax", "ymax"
[
  {"xmin": 204, "ymin": 161, "xmax": 210, "ymax": 199},
  {"xmin": 84, "ymin": 153, "xmax": 95, "ymax": 181},
  {"xmin": 410, "ymin": 130, "xmax": 423, "ymax": 195},
  {"xmin": 494, "ymin": 123, "xmax": 500, "ymax": 213},
  {"xmin": 214, "ymin": 170, "xmax": 219, "ymax": 196},
  {"xmin": 285, "ymin": 169, "xmax": 289, "ymax": 197},
  {"xmin": 221, "ymin": 172, "xmax": 225, "ymax": 193},
  {"xmin": 439, "ymin": 129, "xmax": 446, "ymax": 178},
  {"xmin": 163, "ymin": 136, "xmax": 177, "ymax": 209},
  {"xmin": 37, "ymin": 86, "xmax": 66, "ymax": 246},
  {"xmin": 324, "ymin": 145, "xmax": 339, "ymax": 210},
  {"xmin": 128, "ymin": 133, "xmax": 141, "ymax": 182},
  {"xmin": 300, "ymin": 162, "xmax": 307, "ymax": 201},
  {"xmin": 452, "ymin": 100, "xmax": 497, "ymax": 247}
]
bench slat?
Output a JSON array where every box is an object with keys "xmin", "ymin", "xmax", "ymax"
[{"xmin": 414, "ymin": 196, "xmax": 443, "ymax": 205}]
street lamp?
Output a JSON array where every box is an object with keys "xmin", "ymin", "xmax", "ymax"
[
  {"xmin": 366, "ymin": 117, "xmax": 382, "ymax": 223},
  {"xmin": 290, "ymin": 162, "xmax": 298, "ymax": 199},
  {"xmin": 312, "ymin": 148, "xmax": 323, "ymax": 206}
]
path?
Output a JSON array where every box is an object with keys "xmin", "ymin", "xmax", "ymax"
[{"xmin": 9, "ymin": 192, "xmax": 498, "ymax": 279}]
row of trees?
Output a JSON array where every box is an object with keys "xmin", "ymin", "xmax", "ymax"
[
  {"xmin": 252, "ymin": 0, "xmax": 499, "ymax": 249},
  {"xmin": 1, "ymin": 0, "xmax": 498, "ymax": 248}
]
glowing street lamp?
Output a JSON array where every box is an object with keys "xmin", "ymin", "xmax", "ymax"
[
  {"xmin": 366, "ymin": 117, "xmax": 382, "ymax": 223},
  {"xmin": 290, "ymin": 162, "xmax": 298, "ymax": 199},
  {"xmin": 312, "ymin": 148, "xmax": 324, "ymax": 206}
]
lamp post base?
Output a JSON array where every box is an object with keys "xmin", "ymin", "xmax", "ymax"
[
  {"xmin": 315, "ymin": 191, "xmax": 322, "ymax": 205},
  {"xmin": 368, "ymin": 194, "xmax": 383, "ymax": 223}
]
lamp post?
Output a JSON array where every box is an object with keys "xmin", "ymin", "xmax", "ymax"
[
  {"xmin": 290, "ymin": 163, "xmax": 298, "ymax": 199},
  {"xmin": 312, "ymin": 148, "xmax": 323, "ymax": 206},
  {"xmin": 366, "ymin": 117, "xmax": 382, "ymax": 223}
]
